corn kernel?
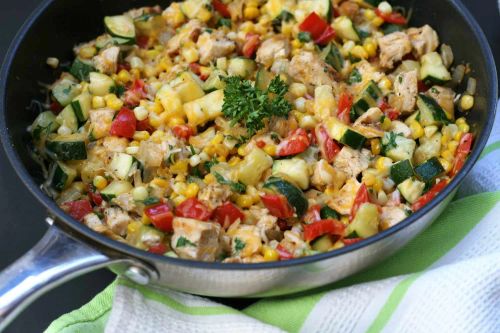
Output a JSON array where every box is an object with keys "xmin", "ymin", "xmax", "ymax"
[
  {"xmin": 460, "ymin": 94, "xmax": 474, "ymax": 111},
  {"xmin": 151, "ymin": 177, "xmax": 169, "ymax": 188},
  {"xmin": 170, "ymin": 160, "xmax": 189, "ymax": 174},
  {"xmin": 79, "ymin": 46, "xmax": 96, "ymax": 59},
  {"xmin": 181, "ymin": 47, "xmax": 199, "ymax": 63},
  {"xmin": 409, "ymin": 120, "xmax": 424, "ymax": 139},
  {"xmin": 364, "ymin": 9, "xmax": 376, "ymax": 20},
  {"xmin": 244, "ymin": 6, "xmax": 260, "ymax": 20},
  {"xmin": 439, "ymin": 158, "xmax": 452, "ymax": 173},
  {"xmin": 458, "ymin": 123, "xmax": 470, "ymax": 133},
  {"xmin": 263, "ymin": 144, "xmax": 277, "ymax": 156},
  {"xmin": 262, "ymin": 246, "xmax": 279, "ymax": 262},
  {"xmin": 381, "ymin": 117, "xmax": 392, "ymax": 131},
  {"xmin": 125, "ymin": 146, "xmax": 139, "ymax": 155},
  {"xmin": 239, "ymin": 21, "xmax": 255, "ymax": 34},
  {"xmin": 228, "ymin": 156, "xmax": 241, "ymax": 167},
  {"xmin": 441, "ymin": 150, "xmax": 454, "ymax": 161},
  {"xmin": 204, "ymin": 173, "xmax": 216, "ymax": 184},
  {"xmin": 363, "ymin": 172, "xmax": 376, "ymax": 186},
  {"xmin": 185, "ymin": 183, "xmax": 200, "ymax": 198},
  {"xmin": 92, "ymin": 96, "xmax": 106, "ymax": 109},
  {"xmin": 441, "ymin": 134, "xmax": 450, "ymax": 145},
  {"xmin": 379, "ymin": 77, "xmax": 392, "ymax": 91},
  {"xmin": 371, "ymin": 139, "xmax": 381, "ymax": 155},
  {"xmin": 247, "ymin": 0, "xmax": 259, "ymax": 7},
  {"xmin": 129, "ymin": 140, "xmax": 140, "ymax": 147},
  {"xmin": 128, "ymin": 221, "xmax": 142, "ymax": 233},
  {"xmin": 117, "ymin": 69, "xmax": 132, "ymax": 84},
  {"xmin": 163, "ymin": 3, "xmax": 185, "ymax": 28},
  {"xmin": 376, "ymin": 157, "xmax": 393, "ymax": 174},
  {"xmin": 105, "ymin": 94, "xmax": 123, "ymax": 111},
  {"xmin": 424, "ymin": 125, "xmax": 438, "ymax": 138},
  {"xmin": 236, "ymin": 194, "xmax": 253, "ymax": 208},
  {"xmin": 93, "ymin": 175, "xmax": 107, "ymax": 190},
  {"xmin": 373, "ymin": 177, "xmax": 383, "ymax": 192},
  {"xmin": 456, "ymin": 117, "xmax": 466, "ymax": 125},
  {"xmin": 173, "ymin": 195, "xmax": 186, "ymax": 207},
  {"xmin": 340, "ymin": 216, "xmax": 350, "ymax": 225},
  {"xmin": 299, "ymin": 115, "xmax": 317, "ymax": 129},
  {"xmin": 378, "ymin": 1, "xmax": 392, "ymax": 14},
  {"xmin": 351, "ymin": 45, "xmax": 368, "ymax": 59},
  {"xmin": 211, "ymin": 133, "xmax": 224, "ymax": 145},
  {"xmin": 167, "ymin": 116, "xmax": 185, "ymax": 127},
  {"xmin": 291, "ymin": 39, "xmax": 303, "ymax": 49},
  {"xmin": 149, "ymin": 113, "xmax": 163, "ymax": 128},
  {"xmin": 303, "ymin": 42, "xmax": 315, "ymax": 51},
  {"xmin": 141, "ymin": 213, "xmax": 151, "ymax": 225},
  {"xmin": 364, "ymin": 43, "xmax": 377, "ymax": 57},
  {"xmin": 132, "ymin": 186, "xmax": 148, "ymax": 201},
  {"xmin": 289, "ymin": 83, "xmax": 307, "ymax": 97},
  {"xmin": 132, "ymin": 131, "xmax": 149, "ymax": 141},
  {"xmin": 372, "ymin": 16, "xmax": 385, "ymax": 27},
  {"xmin": 237, "ymin": 144, "xmax": 248, "ymax": 157},
  {"xmin": 133, "ymin": 106, "xmax": 148, "ymax": 121}
]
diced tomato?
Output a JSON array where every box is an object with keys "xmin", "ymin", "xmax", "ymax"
[
  {"xmin": 299, "ymin": 12, "xmax": 329, "ymax": 41},
  {"xmin": 315, "ymin": 25, "xmax": 336, "ymax": 45},
  {"xmin": 175, "ymin": 198, "xmax": 212, "ymax": 221},
  {"xmin": 172, "ymin": 125, "xmax": 194, "ymax": 140},
  {"xmin": 50, "ymin": 101, "xmax": 63, "ymax": 114},
  {"xmin": 316, "ymin": 125, "xmax": 341, "ymax": 162},
  {"xmin": 276, "ymin": 244, "xmax": 294, "ymax": 260},
  {"xmin": 148, "ymin": 243, "xmax": 167, "ymax": 255},
  {"xmin": 62, "ymin": 200, "xmax": 93, "ymax": 222},
  {"xmin": 117, "ymin": 62, "xmax": 131, "ymax": 72},
  {"xmin": 110, "ymin": 107, "xmax": 137, "ymax": 138},
  {"xmin": 277, "ymin": 219, "xmax": 291, "ymax": 231},
  {"xmin": 304, "ymin": 204, "xmax": 322, "ymax": 224},
  {"xmin": 379, "ymin": 100, "xmax": 400, "ymax": 120},
  {"xmin": 350, "ymin": 183, "xmax": 370, "ymax": 219},
  {"xmin": 343, "ymin": 237, "xmax": 363, "ymax": 245},
  {"xmin": 212, "ymin": 0, "xmax": 231, "ymax": 18},
  {"xmin": 136, "ymin": 35, "xmax": 149, "ymax": 49},
  {"xmin": 145, "ymin": 203, "xmax": 174, "ymax": 232},
  {"xmin": 261, "ymin": 194, "xmax": 295, "ymax": 219},
  {"xmin": 242, "ymin": 33, "xmax": 260, "ymax": 58},
  {"xmin": 449, "ymin": 133, "xmax": 473, "ymax": 177},
  {"xmin": 337, "ymin": 92, "xmax": 353, "ymax": 124},
  {"xmin": 136, "ymin": 118, "xmax": 154, "ymax": 133},
  {"xmin": 88, "ymin": 191, "xmax": 103, "ymax": 206},
  {"xmin": 411, "ymin": 180, "xmax": 448, "ymax": 212},
  {"xmin": 124, "ymin": 79, "xmax": 146, "ymax": 107},
  {"xmin": 417, "ymin": 80, "xmax": 429, "ymax": 93},
  {"xmin": 375, "ymin": 8, "xmax": 407, "ymax": 25},
  {"xmin": 189, "ymin": 62, "xmax": 201, "ymax": 74},
  {"xmin": 277, "ymin": 128, "xmax": 310, "ymax": 157},
  {"xmin": 303, "ymin": 219, "xmax": 345, "ymax": 242},
  {"xmin": 212, "ymin": 202, "xmax": 245, "ymax": 228},
  {"xmin": 256, "ymin": 140, "xmax": 266, "ymax": 148}
]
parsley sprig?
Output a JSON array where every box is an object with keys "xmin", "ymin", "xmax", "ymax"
[{"xmin": 222, "ymin": 76, "xmax": 291, "ymax": 139}]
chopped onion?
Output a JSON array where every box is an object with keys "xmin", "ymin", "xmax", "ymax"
[
  {"xmin": 466, "ymin": 77, "xmax": 477, "ymax": 95},
  {"xmin": 440, "ymin": 44, "xmax": 454, "ymax": 68},
  {"xmin": 450, "ymin": 64, "xmax": 465, "ymax": 87}
]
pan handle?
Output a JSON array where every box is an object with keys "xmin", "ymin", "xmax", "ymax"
[{"xmin": 0, "ymin": 222, "xmax": 154, "ymax": 331}]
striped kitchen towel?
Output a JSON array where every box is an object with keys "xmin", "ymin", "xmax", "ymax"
[{"xmin": 45, "ymin": 102, "xmax": 500, "ymax": 333}]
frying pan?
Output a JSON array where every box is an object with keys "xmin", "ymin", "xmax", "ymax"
[{"xmin": 0, "ymin": 0, "xmax": 497, "ymax": 330}]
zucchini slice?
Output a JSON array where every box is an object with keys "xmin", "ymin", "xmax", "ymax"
[
  {"xmin": 108, "ymin": 153, "xmax": 134, "ymax": 180},
  {"xmin": 347, "ymin": 203, "xmax": 379, "ymax": 238},
  {"xmin": 227, "ymin": 58, "xmax": 256, "ymax": 79},
  {"xmin": 397, "ymin": 178, "xmax": 425, "ymax": 204},
  {"xmin": 351, "ymin": 80, "xmax": 383, "ymax": 120},
  {"xmin": 46, "ymin": 133, "xmax": 87, "ymax": 161},
  {"xmin": 49, "ymin": 161, "xmax": 77, "ymax": 191},
  {"xmin": 333, "ymin": 16, "xmax": 360, "ymax": 42},
  {"xmin": 311, "ymin": 234, "xmax": 335, "ymax": 252},
  {"xmin": 101, "ymin": 180, "xmax": 133, "ymax": 201},
  {"xmin": 104, "ymin": 15, "xmax": 136, "ymax": 43},
  {"xmin": 89, "ymin": 72, "xmax": 115, "ymax": 96},
  {"xmin": 417, "ymin": 94, "xmax": 450, "ymax": 126},
  {"xmin": 70, "ymin": 92, "xmax": 92, "ymax": 122},
  {"xmin": 320, "ymin": 206, "xmax": 339, "ymax": 220},
  {"xmin": 170, "ymin": 71, "xmax": 205, "ymax": 103},
  {"xmin": 325, "ymin": 117, "xmax": 367, "ymax": 149},
  {"xmin": 55, "ymin": 104, "xmax": 79, "ymax": 133},
  {"xmin": 382, "ymin": 132, "xmax": 416, "ymax": 162},
  {"xmin": 414, "ymin": 157, "xmax": 444, "ymax": 183},
  {"xmin": 272, "ymin": 158, "xmax": 309, "ymax": 190},
  {"xmin": 390, "ymin": 159, "xmax": 414, "ymax": 185},
  {"xmin": 69, "ymin": 58, "xmax": 95, "ymax": 82},
  {"xmin": 31, "ymin": 111, "xmax": 59, "ymax": 140},
  {"xmin": 263, "ymin": 177, "xmax": 308, "ymax": 217},
  {"xmin": 420, "ymin": 52, "xmax": 451, "ymax": 85},
  {"xmin": 255, "ymin": 66, "xmax": 274, "ymax": 91},
  {"xmin": 202, "ymin": 69, "xmax": 227, "ymax": 93},
  {"xmin": 298, "ymin": 0, "xmax": 332, "ymax": 20},
  {"xmin": 52, "ymin": 78, "xmax": 81, "ymax": 107},
  {"xmin": 321, "ymin": 42, "xmax": 345, "ymax": 72}
]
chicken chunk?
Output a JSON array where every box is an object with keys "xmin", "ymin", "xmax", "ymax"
[
  {"xmin": 83, "ymin": 213, "xmax": 106, "ymax": 233},
  {"xmin": 196, "ymin": 31, "xmax": 236, "ymax": 65},
  {"xmin": 390, "ymin": 120, "xmax": 412, "ymax": 138},
  {"xmin": 137, "ymin": 140, "xmax": 164, "ymax": 168},
  {"xmin": 353, "ymin": 107, "xmax": 385, "ymax": 138},
  {"xmin": 93, "ymin": 46, "xmax": 120, "ymax": 75},
  {"xmin": 256, "ymin": 36, "xmax": 291, "ymax": 68},
  {"xmin": 380, "ymin": 206, "xmax": 408, "ymax": 230},
  {"xmin": 377, "ymin": 32, "xmax": 412, "ymax": 69},
  {"xmin": 197, "ymin": 183, "xmax": 232, "ymax": 210},
  {"xmin": 288, "ymin": 51, "xmax": 336, "ymax": 88},
  {"xmin": 104, "ymin": 207, "xmax": 132, "ymax": 236},
  {"xmin": 407, "ymin": 25, "xmax": 439, "ymax": 58},
  {"xmin": 389, "ymin": 70, "xmax": 418, "ymax": 113},
  {"xmin": 333, "ymin": 147, "xmax": 371, "ymax": 178},
  {"xmin": 327, "ymin": 178, "xmax": 361, "ymax": 215},
  {"xmin": 112, "ymin": 193, "xmax": 137, "ymax": 211},
  {"xmin": 166, "ymin": 19, "xmax": 202, "ymax": 54},
  {"xmin": 102, "ymin": 136, "xmax": 129, "ymax": 153},
  {"xmin": 426, "ymin": 86, "xmax": 455, "ymax": 120},
  {"xmin": 89, "ymin": 108, "xmax": 115, "ymax": 139},
  {"xmin": 171, "ymin": 217, "xmax": 222, "ymax": 261},
  {"xmin": 311, "ymin": 159, "xmax": 347, "ymax": 190}
]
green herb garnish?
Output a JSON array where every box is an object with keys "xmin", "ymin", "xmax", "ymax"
[
  {"xmin": 176, "ymin": 236, "xmax": 196, "ymax": 248},
  {"xmin": 109, "ymin": 84, "xmax": 126, "ymax": 96},
  {"xmin": 234, "ymin": 238, "xmax": 246, "ymax": 253},
  {"xmin": 217, "ymin": 18, "xmax": 232, "ymax": 28},
  {"xmin": 347, "ymin": 68, "xmax": 362, "ymax": 84},
  {"xmin": 214, "ymin": 172, "xmax": 246, "ymax": 193},
  {"xmin": 143, "ymin": 197, "xmax": 160, "ymax": 206},
  {"xmin": 297, "ymin": 31, "xmax": 312, "ymax": 42}
]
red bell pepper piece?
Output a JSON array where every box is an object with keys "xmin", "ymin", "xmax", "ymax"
[
  {"xmin": 449, "ymin": 133, "xmax": 473, "ymax": 177},
  {"xmin": 343, "ymin": 237, "xmax": 363, "ymax": 246},
  {"xmin": 299, "ymin": 12, "xmax": 329, "ymax": 40},
  {"xmin": 417, "ymin": 80, "xmax": 429, "ymax": 93},
  {"xmin": 304, "ymin": 204, "xmax": 322, "ymax": 224},
  {"xmin": 375, "ymin": 8, "xmax": 407, "ymax": 25},
  {"xmin": 256, "ymin": 140, "xmax": 266, "ymax": 148},
  {"xmin": 242, "ymin": 33, "xmax": 260, "ymax": 58},
  {"xmin": 337, "ymin": 92, "xmax": 353, "ymax": 124},
  {"xmin": 136, "ymin": 35, "xmax": 149, "ymax": 49},
  {"xmin": 145, "ymin": 203, "xmax": 174, "ymax": 232},
  {"xmin": 212, "ymin": 202, "xmax": 245, "ymax": 228},
  {"xmin": 303, "ymin": 219, "xmax": 345, "ymax": 241},
  {"xmin": 50, "ymin": 101, "xmax": 63, "ymax": 114},
  {"xmin": 350, "ymin": 183, "xmax": 370, "ymax": 220},
  {"xmin": 261, "ymin": 194, "xmax": 295, "ymax": 219},
  {"xmin": 148, "ymin": 243, "xmax": 168, "ymax": 255},
  {"xmin": 315, "ymin": 125, "xmax": 341, "ymax": 162},
  {"xmin": 172, "ymin": 125, "xmax": 194, "ymax": 140},
  {"xmin": 379, "ymin": 100, "xmax": 400, "ymax": 120},
  {"xmin": 62, "ymin": 199, "xmax": 93, "ymax": 221},
  {"xmin": 110, "ymin": 107, "xmax": 137, "ymax": 138},
  {"xmin": 212, "ymin": 0, "xmax": 231, "ymax": 18},
  {"xmin": 314, "ymin": 25, "xmax": 336, "ymax": 45},
  {"xmin": 124, "ymin": 79, "xmax": 147, "ymax": 107},
  {"xmin": 277, "ymin": 128, "xmax": 310, "ymax": 157},
  {"xmin": 411, "ymin": 180, "xmax": 448, "ymax": 211},
  {"xmin": 276, "ymin": 244, "xmax": 294, "ymax": 260},
  {"xmin": 175, "ymin": 198, "xmax": 212, "ymax": 221},
  {"xmin": 87, "ymin": 185, "xmax": 103, "ymax": 206},
  {"xmin": 136, "ymin": 118, "xmax": 154, "ymax": 133}
]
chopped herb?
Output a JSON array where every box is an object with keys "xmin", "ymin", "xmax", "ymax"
[
  {"xmin": 190, "ymin": 166, "xmax": 203, "ymax": 178},
  {"xmin": 356, "ymin": 29, "xmax": 370, "ymax": 39},
  {"xmin": 167, "ymin": 153, "xmax": 176, "ymax": 164},
  {"xmin": 176, "ymin": 236, "xmax": 196, "ymax": 248},
  {"xmin": 203, "ymin": 157, "xmax": 219, "ymax": 172},
  {"xmin": 217, "ymin": 18, "xmax": 231, "ymax": 28},
  {"xmin": 345, "ymin": 231, "xmax": 360, "ymax": 239},
  {"xmin": 204, "ymin": 28, "xmax": 213, "ymax": 33},
  {"xmin": 213, "ymin": 172, "xmax": 246, "ymax": 193},
  {"xmin": 143, "ymin": 197, "xmax": 160, "ymax": 206},
  {"xmin": 134, "ymin": 12, "xmax": 160, "ymax": 22},
  {"xmin": 297, "ymin": 31, "xmax": 312, "ymax": 42},
  {"xmin": 272, "ymin": 10, "xmax": 294, "ymax": 31},
  {"xmin": 382, "ymin": 132, "xmax": 399, "ymax": 154},
  {"xmin": 234, "ymin": 237, "xmax": 246, "ymax": 253},
  {"xmin": 109, "ymin": 84, "xmax": 126, "ymax": 96},
  {"xmin": 222, "ymin": 76, "xmax": 291, "ymax": 139},
  {"xmin": 189, "ymin": 145, "xmax": 196, "ymax": 155},
  {"xmin": 320, "ymin": 206, "xmax": 339, "ymax": 220},
  {"xmin": 347, "ymin": 68, "xmax": 362, "ymax": 84},
  {"xmin": 398, "ymin": 75, "xmax": 403, "ymax": 83},
  {"xmin": 430, "ymin": 87, "xmax": 439, "ymax": 94}
]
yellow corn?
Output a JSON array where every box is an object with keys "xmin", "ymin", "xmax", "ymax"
[
  {"xmin": 117, "ymin": 70, "xmax": 132, "ymax": 84},
  {"xmin": 439, "ymin": 158, "xmax": 452, "ymax": 173},
  {"xmin": 151, "ymin": 177, "xmax": 169, "ymax": 189},
  {"xmin": 173, "ymin": 195, "xmax": 187, "ymax": 207},
  {"xmin": 381, "ymin": 117, "xmax": 392, "ymax": 131},
  {"xmin": 239, "ymin": 21, "xmax": 255, "ymax": 34},
  {"xmin": 364, "ymin": 9, "xmax": 376, "ymax": 20},
  {"xmin": 78, "ymin": 46, "xmax": 96, "ymax": 59},
  {"xmin": 147, "ymin": 101, "xmax": 163, "ymax": 115},
  {"xmin": 373, "ymin": 177, "xmax": 383, "ymax": 192},
  {"xmin": 236, "ymin": 194, "xmax": 254, "ymax": 208},
  {"xmin": 92, "ymin": 96, "xmax": 106, "ymax": 109},
  {"xmin": 130, "ymin": 68, "xmax": 141, "ymax": 79},
  {"xmin": 149, "ymin": 113, "xmax": 163, "ymax": 128},
  {"xmin": 447, "ymin": 141, "xmax": 459, "ymax": 154},
  {"xmin": 291, "ymin": 39, "xmax": 303, "ymax": 49},
  {"xmin": 340, "ymin": 216, "xmax": 350, "ymax": 225},
  {"xmin": 376, "ymin": 157, "xmax": 392, "ymax": 173},
  {"xmin": 104, "ymin": 94, "xmax": 123, "ymax": 111},
  {"xmin": 184, "ymin": 183, "xmax": 200, "ymax": 198},
  {"xmin": 181, "ymin": 47, "xmax": 199, "ymax": 63},
  {"xmin": 364, "ymin": 42, "xmax": 377, "ymax": 58},
  {"xmin": 244, "ymin": 6, "xmax": 260, "ymax": 20},
  {"xmin": 409, "ymin": 120, "xmax": 424, "ymax": 139},
  {"xmin": 170, "ymin": 160, "xmax": 189, "ymax": 174},
  {"xmin": 173, "ymin": 182, "xmax": 187, "ymax": 195},
  {"xmin": 132, "ymin": 186, "xmax": 148, "ymax": 201},
  {"xmin": 351, "ymin": 45, "xmax": 368, "ymax": 59},
  {"xmin": 370, "ymin": 139, "xmax": 381, "ymax": 155},
  {"xmin": 289, "ymin": 82, "xmax": 307, "ymax": 97},
  {"xmin": 93, "ymin": 175, "xmax": 107, "ymax": 190},
  {"xmin": 379, "ymin": 77, "xmax": 392, "ymax": 91},
  {"xmin": 163, "ymin": 3, "xmax": 186, "ymax": 28},
  {"xmin": 441, "ymin": 149, "xmax": 454, "ymax": 161},
  {"xmin": 129, "ymin": 140, "xmax": 140, "ymax": 147},
  {"xmin": 141, "ymin": 213, "xmax": 151, "ymax": 225},
  {"xmin": 363, "ymin": 172, "xmax": 376, "ymax": 186},
  {"xmin": 210, "ymin": 133, "xmax": 224, "ymax": 145},
  {"xmin": 167, "ymin": 116, "xmax": 185, "ymax": 127},
  {"xmin": 214, "ymin": 145, "xmax": 229, "ymax": 159},
  {"xmin": 262, "ymin": 246, "xmax": 279, "ymax": 262},
  {"xmin": 441, "ymin": 133, "xmax": 450, "ymax": 145},
  {"xmin": 372, "ymin": 16, "xmax": 385, "ymax": 27},
  {"xmin": 247, "ymin": 0, "xmax": 259, "ymax": 7},
  {"xmin": 228, "ymin": 156, "xmax": 241, "ymax": 166},
  {"xmin": 456, "ymin": 117, "xmax": 466, "ymax": 125},
  {"xmin": 133, "ymin": 131, "xmax": 150, "ymax": 141},
  {"xmin": 158, "ymin": 56, "xmax": 172, "ymax": 72},
  {"xmin": 128, "ymin": 221, "xmax": 142, "ymax": 233},
  {"xmin": 204, "ymin": 173, "xmax": 216, "ymax": 184},
  {"xmin": 458, "ymin": 123, "xmax": 470, "ymax": 133},
  {"xmin": 237, "ymin": 144, "xmax": 248, "ymax": 157},
  {"xmin": 460, "ymin": 94, "xmax": 474, "ymax": 111},
  {"xmin": 263, "ymin": 144, "xmax": 277, "ymax": 156}
]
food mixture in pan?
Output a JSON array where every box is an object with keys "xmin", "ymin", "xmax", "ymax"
[{"xmin": 32, "ymin": 0, "xmax": 477, "ymax": 262}]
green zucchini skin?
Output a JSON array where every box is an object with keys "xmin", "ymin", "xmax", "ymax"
[
  {"xmin": 351, "ymin": 81, "xmax": 383, "ymax": 121},
  {"xmin": 414, "ymin": 157, "xmax": 445, "ymax": 183},
  {"xmin": 263, "ymin": 177, "xmax": 308, "ymax": 217},
  {"xmin": 390, "ymin": 159, "xmax": 414, "ymax": 184},
  {"xmin": 321, "ymin": 42, "xmax": 344, "ymax": 72},
  {"xmin": 46, "ymin": 140, "xmax": 87, "ymax": 161},
  {"xmin": 340, "ymin": 129, "xmax": 366, "ymax": 149},
  {"xmin": 417, "ymin": 94, "xmax": 450, "ymax": 126},
  {"xmin": 49, "ymin": 162, "xmax": 76, "ymax": 191},
  {"xmin": 70, "ymin": 59, "xmax": 95, "ymax": 82}
]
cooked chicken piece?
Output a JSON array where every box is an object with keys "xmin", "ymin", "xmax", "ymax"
[
  {"xmin": 389, "ymin": 70, "xmax": 418, "ymax": 113},
  {"xmin": 198, "ymin": 183, "xmax": 232, "ymax": 210},
  {"xmin": 227, "ymin": 224, "xmax": 261, "ymax": 257},
  {"xmin": 137, "ymin": 140, "xmax": 164, "ymax": 168},
  {"xmin": 390, "ymin": 120, "xmax": 412, "ymax": 138},
  {"xmin": 270, "ymin": 58, "xmax": 289, "ymax": 75},
  {"xmin": 196, "ymin": 31, "xmax": 236, "ymax": 65},
  {"xmin": 414, "ymin": 132, "xmax": 442, "ymax": 165},
  {"xmin": 93, "ymin": 46, "xmax": 120, "ymax": 75},
  {"xmin": 380, "ymin": 206, "xmax": 408, "ymax": 230},
  {"xmin": 89, "ymin": 108, "xmax": 115, "ymax": 139},
  {"xmin": 280, "ymin": 230, "xmax": 308, "ymax": 258},
  {"xmin": 166, "ymin": 19, "xmax": 202, "ymax": 54},
  {"xmin": 352, "ymin": 61, "xmax": 385, "ymax": 92},
  {"xmin": 102, "ymin": 137, "xmax": 129, "ymax": 153},
  {"xmin": 353, "ymin": 107, "xmax": 385, "ymax": 138},
  {"xmin": 288, "ymin": 51, "xmax": 336, "ymax": 88},
  {"xmin": 377, "ymin": 32, "xmax": 412, "ymax": 69},
  {"xmin": 171, "ymin": 217, "xmax": 222, "ymax": 261},
  {"xmin": 333, "ymin": 147, "xmax": 371, "ymax": 178},
  {"xmin": 112, "ymin": 193, "xmax": 137, "ymax": 211},
  {"xmin": 338, "ymin": 1, "xmax": 359, "ymax": 18},
  {"xmin": 227, "ymin": 0, "xmax": 245, "ymax": 21},
  {"xmin": 311, "ymin": 159, "xmax": 347, "ymax": 189},
  {"xmin": 406, "ymin": 25, "xmax": 439, "ymax": 58},
  {"xmin": 327, "ymin": 178, "xmax": 361, "ymax": 215},
  {"xmin": 426, "ymin": 86, "xmax": 455, "ymax": 120},
  {"xmin": 104, "ymin": 207, "xmax": 132, "ymax": 236},
  {"xmin": 255, "ymin": 213, "xmax": 280, "ymax": 243},
  {"xmin": 269, "ymin": 116, "xmax": 298, "ymax": 138},
  {"xmin": 83, "ymin": 213, "xmax": 106, "ymax": 232},
  {"xmin": 256, "ymin": 36, "xmax": 291, "ymax": 68},
  {"xmin": 80, "ymin": 146, "xmax": 107, "ymax": 183}
]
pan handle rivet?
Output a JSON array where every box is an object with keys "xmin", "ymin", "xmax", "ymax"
[{"xmin": 124, "ymin": 266, "xmax": 150, "ymax": 285}]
